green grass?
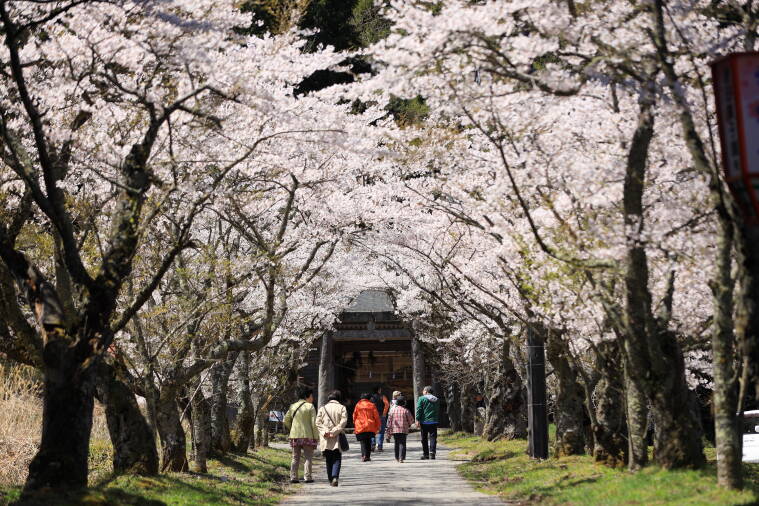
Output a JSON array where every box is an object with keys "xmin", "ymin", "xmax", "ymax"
[
  {"xmin": 1, "ymin": 447, "xmax": 293, "ymax": 506},
  {"xmin": 441, "ymin": 431, "xmax": 759, "ymax": 505}
]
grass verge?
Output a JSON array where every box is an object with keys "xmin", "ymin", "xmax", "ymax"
[
  {"xmin": 440, "ymin": 431, "xmax": 759, "ymax": 505},
  {"xmin": 0, "ymin": 447, "xmax": 293, "ymax": 506}
]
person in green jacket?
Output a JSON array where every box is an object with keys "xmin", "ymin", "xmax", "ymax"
[
  {"xmin": 284, "ymin": 388, "xmax": 319, "ymax": 483},
  {"xmin": 416, "ymin": 385, "xmax": 440, "ymax": 460}
]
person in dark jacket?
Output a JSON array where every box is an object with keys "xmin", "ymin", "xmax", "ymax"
[
  {"xmin": 370, "ymin": 385, "xmax": 390, "ymax": 452},
  {"xmin": 416, "ymin": 385, "xmax": 440, "ymax": 460}
]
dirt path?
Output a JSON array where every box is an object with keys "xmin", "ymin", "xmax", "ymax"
[{"xmin": 277, "ymin": 432, "xmax": 503, "ymax": 505}]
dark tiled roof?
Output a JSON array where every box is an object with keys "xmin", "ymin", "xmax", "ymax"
[{"xmin": 344, "ymin": 289, "xmax": 395, "ymax": 313}]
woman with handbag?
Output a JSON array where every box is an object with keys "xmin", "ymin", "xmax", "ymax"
[{"xmin": 316, "ymin": 390, "xmax": 348, "ymax": 487}]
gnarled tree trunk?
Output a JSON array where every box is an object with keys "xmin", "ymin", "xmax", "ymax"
[
  {"xmin": 649, "ymin": 332, "xmax": 705, "ymax": 468},
  {"xmin": 233, "ymin": 352, "xmax": 255, "ymax": 453},
  {"xmin": 445, "ymin": 383, "xmax": 462, "ymax": 432},
  {"xmin": 156, "ymin": 392, "xmax": 188, "ymax": 472},
  {"xmin": 96, "ymin": 360, "xmax": 158, "ymax": 475},
  {"xmin": 210, "ymin": 354, "xmax": 238, "ymax": 456},
  {"xmin": 545, "ymin": 332, "xmax": 585, "ymax": 456},
  {"xmin": 482, "ymin": 340, "xmax": 527, "ymax": 441},
  {"xmin": 189, "ymin": 376, "xmax": 212, "ymax": 473},
  {"xmin": 618, "ymin": 78, "xmax": 704, "ymax": 469},
  {"xmin": 591, "ymin": 342, "xmax": 628, "ymax": 468},
  {"xmin": 25, "ymin": 350, "xmax": 95, "ymax": 491},
  {"xmin": 460, "ymin": 384, "xmax": 475, "ymax": 433}
]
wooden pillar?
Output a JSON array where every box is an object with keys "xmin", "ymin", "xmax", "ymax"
[
  {"xmin": 318, "ymin": 332, "xmax": 335, "ymax": 408},
  {"xmin": 527, "ymin": 326, "xmax": 549, "ymax": 459},
  {"xmin": 411, "ymin": 333, "xmax": 426, "ymax": 411}
]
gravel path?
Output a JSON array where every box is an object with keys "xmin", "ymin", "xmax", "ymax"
[{"xmin": 277, "ymin": 432, "xmax": 503, "ymax": 505}]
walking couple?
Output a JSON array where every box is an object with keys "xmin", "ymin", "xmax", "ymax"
[{"xmin": 284, "ymin": 388, "xmax": 347, "ymax": 486}]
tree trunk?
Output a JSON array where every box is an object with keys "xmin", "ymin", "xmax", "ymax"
[
  {"xmin": 234, "ymin": 401, "xmax": 255, "ymax": 453},
  {"xmin": 254, "ymin": 410, "xmax": 270, "ymax": 448},
  {"xmin": 483, "ymin": 339, "xmax": 527, "ymax": 440},
  {"xmin": 24, "ymin": 353, "xmax": 95, "ymax": 491},
  {"xmin": 545, "ymin": 332, "xmax": 585, "ymax": 456},
  {"xmin": 460, "ymin": 384, "xmax": 475, "ymax": 433},
  {"xmin": 623, "ymin": 358, "xmax": 648, "ymax": 470},
  {"xmin": 411, "ymin": 334, "xmax": 426, "ymax": 408},
  {"xmin": 189, "ymin": 376, "xmax": 212, "ymax": 473},
  {"xmin": 619, "ymin": 82, "xmax": 656, "ymax": 474},
  {"xmin": 95, "ymin": 361, "xmax": 158, "ymax": 475},
  {"xmin": 255, "ymin": 419, "xmax": 264, "ymax": 448},
  {"xmin": 712, "ymin": 212, "xmax": 742, "ymax": 488},
  {"xmin": 619, "ymin": 81, "xmax": 704, "ymax": 469},
  {"xmin": 155, "ymin": 393, "xmax": 188, "ymax": 472},
  {"xmin": 649, "ymin": 332, "xmax": 705, "ymax": 468},
  {"xmin": 318, "ymin": 333, "xmax": 334, "ymax": 409},
  {"xmin": 591, "ymin": 342, "xmax": 628, "ymax": 468},
  {"xmin": 445, "ymin": 383, "xmax": 462, "ymax": 432},
  {"xmin": 210, "ymin": 355, "xmax": 237, "ymax": 456},
  {"xmin": 233, "ymin": 352, "xmax": 255, "ymax": 453}
]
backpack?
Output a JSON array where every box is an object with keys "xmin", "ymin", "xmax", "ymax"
[{"xmin": 371, "ymin": 393, "xmax": 384, "ymax": 416}]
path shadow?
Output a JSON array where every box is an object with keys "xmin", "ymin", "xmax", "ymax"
[
  {"xmin": 215, "ymin": 454, "xmax": 250, "ymax": 474},
  {"xmin": 10, "ymin": 487, "xmax": 164, "ymax": 506}
]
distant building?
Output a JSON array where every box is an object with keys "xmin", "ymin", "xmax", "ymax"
[{"xmin": 300, "ymin": 289, "xmax": 436, "ymax": 426}]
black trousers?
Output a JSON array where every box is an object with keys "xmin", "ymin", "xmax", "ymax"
[
  {"xmin": 324, "ymin": 449, "xmax": 341, "ymax": 480},
  {"xmin": 392, "ymin": 433, "xmax": 407, "ymax": 460},
  {"xmin": 356, "ymin": 432, "xmax": 373, "ymax": 458},
  {"xmin": 421, "ymin": 423, "xmax": 438, "ymax": 456}
]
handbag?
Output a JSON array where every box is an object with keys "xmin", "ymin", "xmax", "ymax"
[
  {"xmin": 289, "ymin": 401, "xmax": 317, "ymax": 439},
  {"xmin": 324, "ymin": 406, "xmax": 350, "ymax": 452}
]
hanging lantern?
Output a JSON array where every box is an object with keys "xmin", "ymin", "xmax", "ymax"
[{"xmin": 712, "ymin": 52, "xmax": 759, "ymax": 223}]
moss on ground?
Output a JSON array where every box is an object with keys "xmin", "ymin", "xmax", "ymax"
[
  {"xmin": 0, "ymin": 447, "xmax": 292, "ymax": 506},
  {"xmin": 441, "ymin": 431, "xmax": 759, "ymax": 505}
]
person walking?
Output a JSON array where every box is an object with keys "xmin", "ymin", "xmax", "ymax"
[
  {"xmin": 385, "ymin": 396, "xmax": 414, "ymax": 463},
  {"xmin": 284, "ymin": 388, "xmax": 319, "ymax": 483},
  {"xmin": 416, "ymin": 385, "xmax": 440, "ymax": 460},
  {"xmin": 316, "ymin": 390, "xmax": 348, "ymax": 487},
  {"xmin": 390, "ymin": 390, "xmax": 402, "ymax": 410},
  {"xmin": 353, "ymin": 392, "xmax": 381, "ymax": 461},
  {"xmin": 370, "ymin": 386, "xmax": 390, "ymax": 452}
]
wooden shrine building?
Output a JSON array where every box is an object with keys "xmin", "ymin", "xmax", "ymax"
[{"xmin": 300, "ymin": 289, "xmax": 431, "ymax": 417}]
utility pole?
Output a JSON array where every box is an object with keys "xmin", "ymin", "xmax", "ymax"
[{"xmin": 527, "ymin": 325, "xmax": 548, "ymax": 459}]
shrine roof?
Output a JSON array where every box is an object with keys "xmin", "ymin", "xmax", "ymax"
[{"xmin": 344, "ymin": 289, "xmax": 395, "ymax": 313}]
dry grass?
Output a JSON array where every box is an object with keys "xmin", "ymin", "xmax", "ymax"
[
  {"xmin": 0, "ymin": 363, "xmax": 42, "ymax": 486},
  {"xmin": 0, "ymin": 363, "xmax": 112, "ymax": 487}
]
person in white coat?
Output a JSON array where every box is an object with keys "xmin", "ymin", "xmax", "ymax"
[{"xmin": 316, "ymin": 390, "xmax": 348, "ymax": 487}]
